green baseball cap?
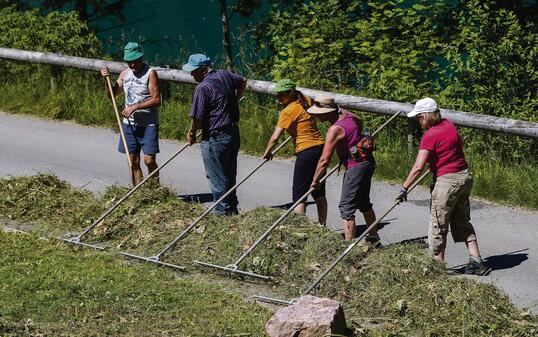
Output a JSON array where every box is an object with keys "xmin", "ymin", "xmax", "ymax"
[
  {"xmin": 123, "ymin": 42, "xmax": 144, "ymax": 62},
  {"xmin": 272, "ymin": 79, "xmax": 296, "ymax": 93}
]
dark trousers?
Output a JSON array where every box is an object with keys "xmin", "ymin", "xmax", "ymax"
[{"xmin": 200, "ymin": 125, "xmax": 240, "ymax": 215}]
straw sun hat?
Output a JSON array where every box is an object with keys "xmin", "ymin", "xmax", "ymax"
[{"xmin": 307, "ymin": 96, "xmax": 338, "ymax": 114}]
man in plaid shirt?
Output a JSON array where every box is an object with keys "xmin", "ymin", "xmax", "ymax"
[{"xmin": 183, "ymin": 54, "xmax": 247, "ymax": 216}]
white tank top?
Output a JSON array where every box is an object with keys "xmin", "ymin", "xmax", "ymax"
[{"xmin": 123, "ymin": 65, "xmax": 159, "ymax": 126}]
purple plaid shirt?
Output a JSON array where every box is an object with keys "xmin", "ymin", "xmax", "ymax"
[{"xmin": 189, "ymin": 70, "xmax": 244, "ymax": 139}]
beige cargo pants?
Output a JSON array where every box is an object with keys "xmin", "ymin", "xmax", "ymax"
[{"xmin": 429, "ymin": 169, "xmax": 477, "ymax": 255}]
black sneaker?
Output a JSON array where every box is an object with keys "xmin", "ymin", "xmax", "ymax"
[{"xmin": 464, "ymin": 259, "xmax": 489, "ymax": 276}]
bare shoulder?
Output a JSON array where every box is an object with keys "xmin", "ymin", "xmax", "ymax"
[
  {"xmin": 328, "ymin": 124, "xmax": 345, "ymax": 138},
  {"xmin": 118, "ymin": 68, "xmax": 129, "ymax": 81},
  {"xmin": 149, "ymin": 68, "xmax": 159, "ymax": 79}
]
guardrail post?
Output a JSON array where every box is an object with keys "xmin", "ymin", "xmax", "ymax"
[
  {"xmin": 406, "ymin": 117, "xmax": 421, "ymax": 156},
  {"xmin": 49, "ymin": 65, "xmax": 61, "ymax": 94}
]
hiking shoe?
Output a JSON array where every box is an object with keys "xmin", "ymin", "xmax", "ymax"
[
  {"xmin": 360, "ymin": 234, "xmax": 382, "ymax": 251},
  {"xmin": 464, "ymin": 259, "xmax": 489, "ymax": 276}
]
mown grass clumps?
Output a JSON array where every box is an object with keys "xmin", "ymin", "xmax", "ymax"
[
  {"xmin": 0, "ymin": 173, "xmax": 102, "ymax": 232},
  {"xmin": 321, "ymin": 244, "xmax": 537, "ymax": 336},
  {"xmin": 1, "ymin": 174, "xmax": 537, "ymax": 336}
]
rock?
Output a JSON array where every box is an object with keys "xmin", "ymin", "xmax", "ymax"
[{"xmin": 265, "ymin": 295, "xmax": 349, "ymax": 337}]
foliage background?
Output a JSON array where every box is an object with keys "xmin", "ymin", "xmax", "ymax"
[{"xmin": 248, "ymin": 0, "xmax": 538, "ymax": 159}]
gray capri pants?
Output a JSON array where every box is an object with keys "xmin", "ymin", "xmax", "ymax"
[{"xmin": 339, "ymin": 160, "xmax": 375, "ymax": 220}]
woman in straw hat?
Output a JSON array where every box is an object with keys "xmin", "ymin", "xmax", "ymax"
[
  {"xmin": 396, "ymin": 97, "xmax": 487, "ymax": 275},
  {"xmin": 262, "ymin": 79, "xmax": 328, "ymax": 225},
  {"xmin": 308, "ymin": 97, "xmax": 379, "ymax": 244}
]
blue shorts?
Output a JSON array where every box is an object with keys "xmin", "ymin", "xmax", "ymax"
[{"xmin": 118, "ymin": 123, "xmax": 159, "ymax": 155}]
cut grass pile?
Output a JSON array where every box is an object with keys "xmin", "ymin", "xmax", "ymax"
[{"xmin": 1, "ymin": 174, "xmax": 537, "ymax": 336}]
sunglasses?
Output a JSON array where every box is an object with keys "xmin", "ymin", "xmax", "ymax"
[{"xmin": 314, "ymin": 101, "xmax": 335, "ymax": 108}]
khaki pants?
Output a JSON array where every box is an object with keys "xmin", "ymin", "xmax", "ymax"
[{"xmin": 429, "ymin": 170, "xmax": 477, "ymax": 255}]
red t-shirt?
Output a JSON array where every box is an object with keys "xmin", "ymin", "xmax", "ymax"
[{"xmin": 419, "ymin": 119, "xmax": 468, "ymax": 177}]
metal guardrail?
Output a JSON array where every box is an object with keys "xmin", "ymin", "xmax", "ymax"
[{"xmin": 1, "ymin": 47, "xmax": 536, "ymax": 138}]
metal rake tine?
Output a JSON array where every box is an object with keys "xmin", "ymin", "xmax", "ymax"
[
  {"xmin": 57, "ymin": 236, "xmax": 107, "ymax": 250},
  {"xmin": 119, "ymin": 252, "xmax": 187, "ymax": 271},
  {"xmin": 193, "ymin": 260, "xmax": 272, "ymax": 281},
  {"xmin": 253, "ymin": 295, "xmax": 297, "ymax": 306}
]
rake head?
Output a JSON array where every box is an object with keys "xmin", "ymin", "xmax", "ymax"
[
  {"xmin": 120, "ymin": 252, "xmax": 186, "ymax": 271},
  {"xmin": 56, "ymin": 236, "xmax": 106, "ymax": 250},
  {"xmin": 253, "ymin": 295, "xmax": 297, "ymax": 306},
  {"xmin": 194, "ymin": 260, "xmax": 272, "ymax": 281}
]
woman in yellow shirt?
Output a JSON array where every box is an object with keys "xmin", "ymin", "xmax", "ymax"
[{"xmin": 262, "ymin": 79, "xmax": 327, "ymax": 225}]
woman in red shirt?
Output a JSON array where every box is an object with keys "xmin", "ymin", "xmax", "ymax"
[{"xmin": 397, "ymin": 97, "xmax": 487, "ymax": 275}]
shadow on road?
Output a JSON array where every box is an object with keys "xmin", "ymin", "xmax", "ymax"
[
  {"xmin": 449, "ymin": 248, "xmax": 529, "ymax": 274},
  {"xmin": 178, "ymin": 193, "xmax": 214, "ymax": 204},
  {"xmin": 354, "ymin": 218, "xmax": 395, "ymax": 237},
  {"xmin": 483, "ymin": 249, "xmax": 529, "ymax": 271},
  {"xmin": 271, "ymin": 201, "xmax": 316, "ymax": 209},
  {"xmin": 382, "ymin": 236, "xmax": 429, "ymax": 249}
]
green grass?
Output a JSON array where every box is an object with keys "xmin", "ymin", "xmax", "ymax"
[
  {"xmin": 1, "ymin": 174, "xmax": 537, "ymax": 336},
  {"xmin": 0, "ymin": 67, "xmax": 536, "ymax": 209},
  {"xmin": 0, "ymin": 231, "xmax": 271, "ymax": 337}
]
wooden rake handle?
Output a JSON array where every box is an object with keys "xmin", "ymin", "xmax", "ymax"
[{"xmin": 105, "ymin": 75, "xmax": 133, "ymax": 170}]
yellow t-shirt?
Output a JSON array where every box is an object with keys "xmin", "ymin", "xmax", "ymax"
[{"xmin": 277, "ymin": 98, "xmax": 324, "ymax": 153}]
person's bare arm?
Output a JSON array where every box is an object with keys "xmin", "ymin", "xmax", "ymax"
[
  {"xmin": 402, "ymin": 150, "xmax": 429, "ymax": 190},
  {"xmin": 101, "ymin": 67, "xmax": 125, "ymax": 98},
  {"xmin": 262, "ymin": 126, "xmax": 285, "ymax": 160},
  {"xmin": 187, "ymin": 118, "xmax": 203, "ymax": 145},
  {"xmin": 122, "ymin": 70, "xmax": 160, "ymax": 117},
  {"xmin": 311, "ymin": 125, "xmax": 345, "ymax": 188}
]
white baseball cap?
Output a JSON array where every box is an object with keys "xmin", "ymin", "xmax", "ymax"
[{"xmin": 407, "ymin": 97, "xmax": 439, "ymax": 117}]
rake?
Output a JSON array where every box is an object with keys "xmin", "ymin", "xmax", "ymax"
[
  {"xmin": 105, "ymin": 75, "xmax": 133, "ymax": 172},
  {"xmin": 119, "ymin": 136, "xmax": 293, "ymax": 270},
  {"xmin": 194, "ymin": 110, "xmax": 403, "ymax": 280},
  {"xmin": 57, "ymin": 132, "xmax": 200, "ymax": 250},
  {"xmin": 253, "ymin": 169, "xmax": 430, "ymax": 305}
]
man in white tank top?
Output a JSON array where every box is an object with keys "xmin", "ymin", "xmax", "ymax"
[{"xmin": 101, "ymin": 42, "xmax": 161, "ymax": 186}]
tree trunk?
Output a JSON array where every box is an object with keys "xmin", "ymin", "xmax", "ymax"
[
  {"xmin": 75, "ymin": 0, "xmax": 89, "ymax": 22},
  {"xmin": 219, "ymin": 0, "xmax": 234, "ymax": 72}
]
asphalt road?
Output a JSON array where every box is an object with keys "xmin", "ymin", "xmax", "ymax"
[{"xmin": 1, "ymin": 112, "xmax": 537, "ymax": 313}]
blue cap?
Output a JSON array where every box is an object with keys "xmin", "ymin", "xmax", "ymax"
[{"xmin": 182, "ymin": 54, "xmax": 212, "ymax": 72}]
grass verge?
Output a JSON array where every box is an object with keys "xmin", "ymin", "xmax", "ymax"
[
  {"xmin": 0, "ymin": 231, "xmax": 271, "ymax": 336},
  {"xmin": 1, "ymin": 174, "xmax": 537, "ymax": 336}
]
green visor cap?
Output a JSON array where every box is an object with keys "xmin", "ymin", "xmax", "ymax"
[
  {"xmin": 272, "ymin": 79, "xmax": 296, "ymax": 93},
  {"xmin": 123, "ymin": 42, "xmax": 144, "ymax": 62}
]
